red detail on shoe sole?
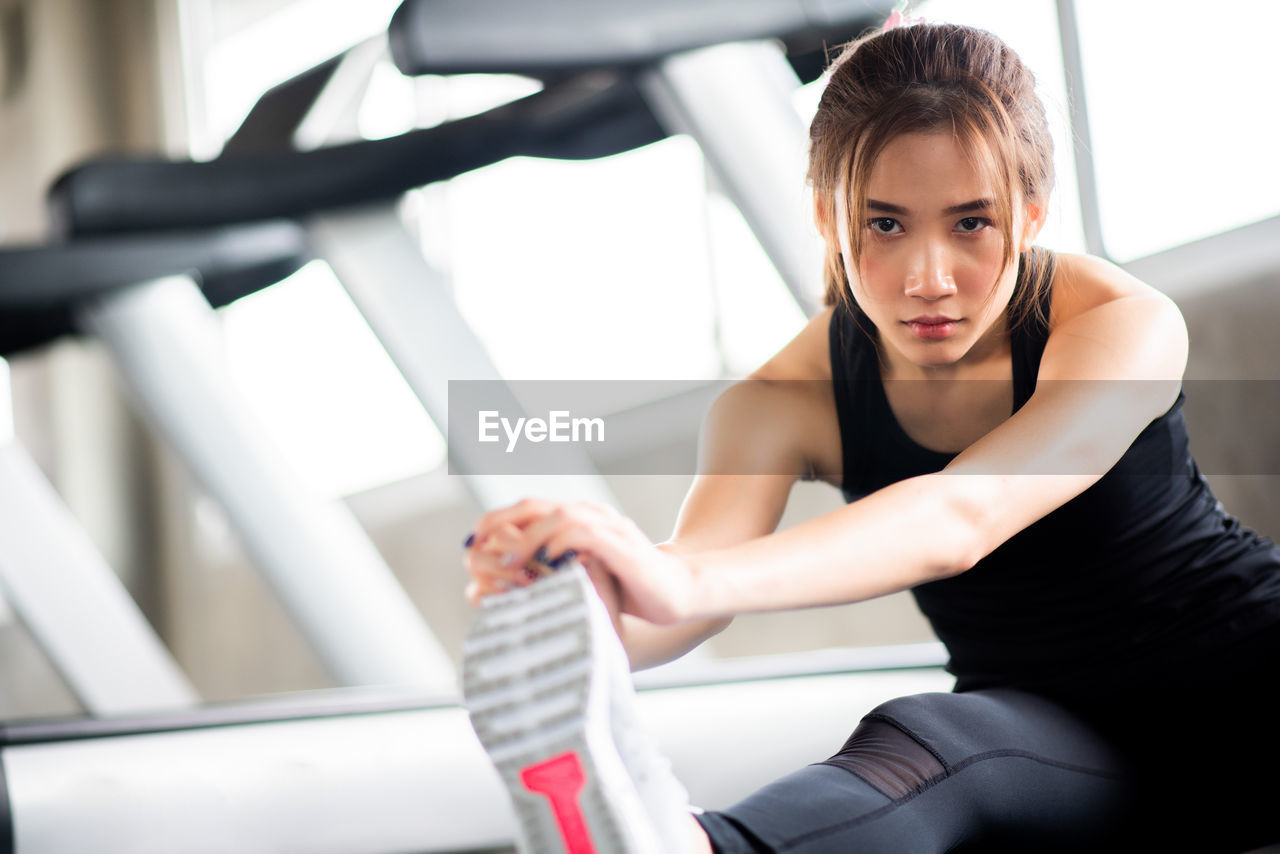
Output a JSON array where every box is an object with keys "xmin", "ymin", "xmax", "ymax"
[{"xmin": 520, "ymin": 751, "xmax": 596, "ymax": 854}]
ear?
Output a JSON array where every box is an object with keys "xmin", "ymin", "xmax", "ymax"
[
  {"xmin": 813, "ymin": 192, "xmax": 831, "ymax": 240},
  {"xmin": 1018, "ymin": 200, "xmax": 1047, "ymax": 252}
]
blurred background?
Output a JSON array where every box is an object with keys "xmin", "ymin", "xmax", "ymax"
[
  {"xmin": 2, "ymin": 1, "xmax": 1278, "ymax": 850},
  {"xmin": 0, "ymin": 0, "xmax": 1274, "ymax": 722},
  {"xmin": 0, "ymin": 0, "xmax": 1277, "ymax": 739}
]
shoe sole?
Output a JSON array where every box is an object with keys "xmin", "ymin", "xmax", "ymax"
[{"xmin": 463, "ymin": 566, "xmax": 654, "ymax": 854}]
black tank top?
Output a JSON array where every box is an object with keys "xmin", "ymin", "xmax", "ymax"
[{"xmin": 829, "ymin": 252, "xmax": 1280, "ymax": 699}]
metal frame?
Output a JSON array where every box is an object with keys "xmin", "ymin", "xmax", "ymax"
[
  {"xmin": 293, "ymin": 51, "xmax": 625, "ymax": 511},
  {"xmin": 308, "ymin": 205, "xmax": 621, "ymax": 509},
  {"xmin": 1055, "ymin": 0, "xmax": 1109, "ymax": 259},
  {"xmin": 292, "ymin": 35, "xmax": 387, "ymax": 151},
  {"xmin": 0, "ymin": 442, "xmax": 198, "ymax": 715},
  {"xmin": 638, "ymin": 39, "xmax": 824, "ymax": 317},
  {"xmin": 76, "ymin": 275, "xmax": 455, "ymax": 692}
]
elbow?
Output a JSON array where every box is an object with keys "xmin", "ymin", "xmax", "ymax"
[
  {"xmin": 933, "ymin": 547, "xmax": 979, "ymax": 582},
  {"xmin": 947, "ymin": 548, "xmax": 983, "ymax": 580},
  {"xmin": 930, "ymin": 480, "xmax": 991, "ymax": 580}
]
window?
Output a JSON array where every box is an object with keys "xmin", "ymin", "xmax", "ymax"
[
  {"xmin": 1074, "ymin": 0, "xmax": 1280, "ymax": 261},
  {"xmin": 218, "ymin": 262, "xmax": 443, "ymax": 497}
]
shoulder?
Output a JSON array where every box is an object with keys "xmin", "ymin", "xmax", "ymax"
[
  {"xmin": 1041, "ymin": 252, "xmax": 1187, "ymax": 384},
  {"xmin": 1048, "ymin": 252, "xmax": 1181, "ymax": 330},
  {"xmin": 700, "ymin": 305, "xmax": 842, "ymax": 483},
  {"xmin": 703, "ymin": 374, "xmax": 841, "ymax": 483}
]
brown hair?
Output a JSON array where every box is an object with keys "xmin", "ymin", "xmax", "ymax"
[{"xmin": 809, "ymin": 21, "xmax": 1055, "ymax": 330}]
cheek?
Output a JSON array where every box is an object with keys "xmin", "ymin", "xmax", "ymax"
[
  {"xmin": 955, "ymin": 241, "xmax": 1008, "ymax": 295},
  {"xmin": 854, "ymin": 253, "xmax": 900, "ymax": 302},
  {"xmin": 957, "ymin": 259, "xmax": 1002, "ymax": 292},
  {"xmin": 962, "ymin": 261, "xmax": 1016, "ymax": 315}
]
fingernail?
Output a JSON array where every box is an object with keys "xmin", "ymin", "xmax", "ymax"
[
  {"xmin": 533, "ymin": 547, "xmax": 550, "ymax": 564},
  {"xmin": 463, "ymin": 533, "xmax": 475, "ymax": 548},
  {"xmin": 500, "ymin": 551, "xmax": 517, "ymax": 567},
  {"xmin": 550, "ymin": 549, "xmax": 577, "ymax": 569},
  {"xmin": 523, "ymin": 566, "xmax": 541, "ymax": 582}
]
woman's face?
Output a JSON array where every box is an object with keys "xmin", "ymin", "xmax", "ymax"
[{"xmin": 835, "ymin": 131, "xmax": 1041, "ymax": 377}]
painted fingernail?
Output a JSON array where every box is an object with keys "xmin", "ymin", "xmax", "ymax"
[
  {"xmin": 463, "ymin": 533, "xmax": 475, "ymax": 548},
  {"xmin": 533, "ymin": 547, "xmax": 550, "ymax": 564},
  {"xmin": 550, "ymin": 549, "xmax": 577, "ymax": 569},
  {"xmin": 523, "ymin": 566, "xmax": 541, "ymax": 582}
]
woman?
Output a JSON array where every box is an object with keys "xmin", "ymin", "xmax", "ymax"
[{"xmin": 463, "ymin": 19, "xmax": 1280, "ymax": 853}]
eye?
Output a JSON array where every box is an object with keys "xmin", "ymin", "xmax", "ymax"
[
  {"xmin": 868, "ymin": 217, "xmax": 903, "ymax": 235},
  {"xmin": 956, "ymin": 216, "xmax": 992, "ymax": 233}
]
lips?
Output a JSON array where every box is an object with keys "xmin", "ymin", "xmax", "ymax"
[{"xmin": 904, "ymin": 316, "xmax": 959, "ymax": 340}]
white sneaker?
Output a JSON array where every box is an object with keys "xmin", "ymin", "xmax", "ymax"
[
  {"xmin": 603, "ymin": 620, "xmax": 698, "ymax": 853},
  {"xmin": 462, "ymin": 561, "xmax": 695, "ymax": 854}
]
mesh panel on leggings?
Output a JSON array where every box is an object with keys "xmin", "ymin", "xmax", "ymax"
[{"xmin": 817, "ymin": 716, "xmax": 947, "ymax": 799}]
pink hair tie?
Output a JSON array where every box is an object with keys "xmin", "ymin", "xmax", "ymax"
[{"xmin": 882, "ymin": 0, "xmax": 926, "ymax": 31}]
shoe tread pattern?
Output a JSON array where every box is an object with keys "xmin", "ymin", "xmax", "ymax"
[{"xmin": 464, "ymin": 567, "xmax": 638, "ymax": 854}]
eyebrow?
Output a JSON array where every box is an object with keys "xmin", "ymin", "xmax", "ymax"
[{"xmin": 866, "ymin": 198, "xmax": 995, "ymax": 216}]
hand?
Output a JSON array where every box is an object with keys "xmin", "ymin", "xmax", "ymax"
[
  {"xmin": 463, "ymin": 522, "xmax": 529, "ymax": 606},
  {"xmin": 464, "ymin": 498, "xmax": 700, "ymax": 626}
]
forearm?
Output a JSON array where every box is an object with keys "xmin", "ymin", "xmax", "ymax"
[
  {"xmin": 681, "ymin": 473, "xmax": 984, "ymax": 620},
  {"xmin": 618, "ymin": 613, "xmax": 732, "ymax": 671},
  {"xmin": 615, "ymin": 540, "xmax": 732, "ymax": 670}
]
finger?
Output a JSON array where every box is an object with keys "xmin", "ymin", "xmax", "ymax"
[
  {"xmin": 467, "ymin": 529, "xmax": 527, "ymax": 598},
  {"xmin": 465, "ymin": 575, "xmax": 514, "ymax": 607},
  {"xmin": 477, "ymin": 523, "xmax": 522, "ymax": 563},
  {"xmin": 538, "ymin": 523, "xmax": 632, "ymax": 578},
  {"xmin": 485, "ymin": 507, "xmax": 564, "ymax": 581},
  {"xmin": 466, "ymin": 523, "xmax": 530, "ymax": 587},
  {"xmin": 469, "ymin": 498, "xmax": 623, "ymax": 555},
  {"xmin": 548, "ymin": 525, "xmax": 682, "ymax": 624},
  {"xmin": 469, "ymin": 498, "xmax": 562, "ymax": 546},
  {"xmin": 500, "ymin": 502, "xmax": 619, "ymax": 578},
  {"xmin": 467, "ymin": 548, "xmax": 526, "ymax": 589}
]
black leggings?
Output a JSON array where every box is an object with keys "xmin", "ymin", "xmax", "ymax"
[{"xmin": 695, "ymin": 687, "xmax": 1280, "ymax": 853}]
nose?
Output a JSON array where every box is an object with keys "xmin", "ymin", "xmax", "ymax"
[{"xmin": 903, "ymin": 244, "xmax": 957, "ymax": 299}]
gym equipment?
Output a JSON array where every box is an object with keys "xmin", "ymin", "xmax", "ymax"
[
  {"xmin": 0, "ymin": 221, "xmax": 454, "ymax": 694},
  {"xmin": 0, "ymin": 222, "xmax": 306, "ymax": 715}
]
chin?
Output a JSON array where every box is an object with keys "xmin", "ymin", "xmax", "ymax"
[{"xmin": 903, "ymin": 339, "xmax": 969, "ymax": 368}]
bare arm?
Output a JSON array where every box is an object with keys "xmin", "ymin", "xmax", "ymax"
[
  {"xmin": 678, "ymin": 265, "xmax": 1188, "ymax": 619},
  {"xmin": 465, "ymin": 310, "xmax": 836, "ymax": 669},
  {"xmin": 617, "ymin": 546, "xmax": 732, "ymax": 671},
  {"xmin": 621, "ymin": 377, "xmax": 827, "ymax": 668},
  {"xmin": 470, "ymin": 260, "xmax": 1186, "ymax": 661}
]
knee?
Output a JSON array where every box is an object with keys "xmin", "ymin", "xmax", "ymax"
[{"xmin": 820, "ymin": 716, "xmax": 946, "ymax": 799}]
